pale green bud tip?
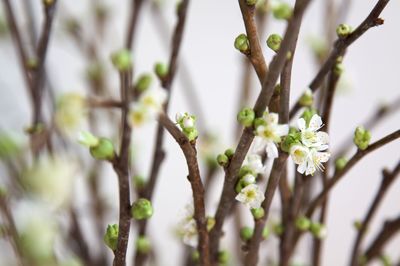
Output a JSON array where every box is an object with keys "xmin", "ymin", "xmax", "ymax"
[
  {"xmin": 131, "ymin": 198, "xmax": 154, "ymax": 220},
  {"xmin": 272, "ymin": 3, "xmax": 293, "ymax": 20},
  {"xmin": 218, "ymin": 250, "xmax": 229, "ymax": 264},
  {"xmin": 86, "ymin": 62, "xmax": 104, "ymax": 82},
  {"xmin": 111, "ymin": 49, "xmax": 132, "ymax": 71},
  {"xmin": 237, "ymin": 107, "xmax": 255, "ymax": 127},
  {"xmin": 154, "ymin": 62, "xmax": 168, "ymax": 78},
  {"xmin": 246, "ymin": 0, "xmax": 258, "ymax": 6},
  {"xmin": 217, "ymin": 154, "xmax": 229, "ymax": 167},
  {"xmin": 234, "ymin": 34, "xmax": 250, "ymax": 53},
  {"xmin": 353, "ymin": 220, "xmax": 363, "ymax": 231},
  {"xmin": 103, "ymin": 224, "xmax": 118, "ymax": 251},
  {"xmin": 353, "ymin": 126, "xmax": 371, "ymax": 150},
  {"xmin": 379, "ymin": 254, "xmax": 392, "ymax": 266},
  {"xmin": 26, "ymin": 58, "xmax": 38, "ymax": 70},
  {"xmin": 224, "ymin": 148, "xmax": 235, "ymax": 159},
  {"xmin": 334, "ymin": 62, "xmax": 344, "ymax": 76},
  {"xmin": 0, "ymin": 132, "xmax": 21, "ymax": 159},
  {"xmin": 136, "ymin": 74, "xmax": 152, "ymax": 92},
  {"xmin": 310, "ymin": 222, "xmax": 327, "ymax": 239},
  {"xmin": 89, "ymin": 138, "xmax": 115, "ymax": 161},
  {"xmin": 336, "ymin": 24, "xmax": 352, "ymax": 38},
  {"xmin": 78, "ymin": 131, "xmax": 99, "ymax": 147},
  {"xmin": 299, "ymin": 88, "xmax": 313, "ymax": 107},
  {"xmin": 136, "ymin": 236, "xmax": 151, "ymax": 254},
  {"xmin": 335, "ymin": 157, "xmax": 348, "ymax": 171},
  {"xmin": 266, "ymin": 34, "xmax": 282, "ymax": 53},
  {"xmin": 240, "ymin": 226, "xmax": 254, "ymax": 241},
  {"xmin": 0, "ymin": 186, "xmax": 7, "ymax": 198},
  {"xmin": 251, "ymin": 207, "xmax": 265, "ymax": 220},
  {"xmin": 295, "ymin": 216, "xmax": 311, "ymax": 231}
]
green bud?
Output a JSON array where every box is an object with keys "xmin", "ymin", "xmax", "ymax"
[
  {"xmin": 154, "ymin": 62, "xmax": 168, "ymax": 79},
  {"xmin": 295, "ymin": 216, "xmax": 311, "ymax": 231},
  {"xmin": 26, "ymin": 58, "xmax": 38, "ymax": 70},
  {"xmin": 266, "ymin": 34, "xmax": 282, "ymax": 52},
  {"xmin": 301, "ymin": 108, "xmax": 317, "ymax": 126},
  {"xmin": 86, "ymin": 62, "xmax": 104, "ymax": 82},
  {"xmin": 183, "ymin": 127, "xmax": 199, "ymax": 142},
  {"xmin": 281, "ymin": 130, "xmax": 301, "ymax": 153},
  {"xmin": 133, "ymin": 175, "xmax": 146, "ymax": 190},
  {"xmin": 240, "ymin": 226, "xmax": 254, "ymax": 241},
  {"xmin": 251, "ymin": 207, "xmax": 265, "ymax": 220},
  {"xmin": 111, "ymin": 49, "xmax": 132, "ymax": 71},
  {"xmin": 353, "ymin": 126, "xmax": 371, "ymax": 150},
  {"xmin": 135, "ymin": 74, "xmax": 152, "ymax": 92},
  {"xmin": 42, "ymin": 0, "xmax": 54, "ymax": 7},
  {"xmin": 0, "ymin": 186, "xmax": 7, "ymax": 198},
  {"xmin": 335, "ymin": 157, "xmax": 348, "ymax": 171},
  {"xmin": 246, "ymin": 0, "xmax": 257, "ymax": 6},
  {"xmin": 272, "ymin": 2, "xmax": 293, "ymax": 20},
  {"xmin": 136, "ymin": 236, "xmax": 151, "ymax": 254},
  {"xmin": 191, "ymin": 250, "xmax": 200, "ymax": 262},
  {"xmin": 234, "ymin": 34, "xmax": 250, "ymax": 54},
  {"xmin": 0, "ymin": 132, "xmax": 22, "ymax": 159},
  {"xmin": 217, "ymin": 154, "xmax": 229, "ymax": 167},
  {"xmin": 336, "ymin": 23, "xmax": 352, "ymax": 38},
  {"xmin": 224, "ymin": 148, "xmax": 235, "ymax": 159},
  {"xmin": 237, "ymin": 107, "xmax": 255, "ymax": 127},
  {"xmin": 273, "ymin": 223, "xmax": 284, "ymax": 236},
  {"xmin": 353, "ymin": 220, "xmax": 363, "ymax": 231},
  {"xmin": 131, "ymin": 198, "xmax": 154, "ymax": 220},
  {"xmin": 379, "ymin": 254, "xmax": 392, "ymax": 266},
  {"xmin": 103, "ymin": 224, "xmax": 118, "ymax": 251},
  {"xmin": 207, "ymin": 216, "xmax": 216, "ymax": 231},
  {"xmin": 334, "ymin": 62, "xmax": 344, "ymax": 76},
  {"xmin": 218, "ymin": 250, "xmax": 229, "ymax": 265},
  {"xmin": 89, "ymin": 138, "xmax": 115, "ymax": 161},
  {"xmin": 262, "ymin": 226, "xmax": 270, "ymax": 239},
  {"xmin": 253, "ymin": 117, "xmax": 267, "ymax": 129},
  {"xmin": 310, "ymin": 222, "xmax": 327, "ymax": 239},
  {"xmin": 239, "ymin": 165, "xmax": 256, "ymax": 178},
  {"xmin": 299, "ymin": 89, "xmax": 313, "ymax": 107}
]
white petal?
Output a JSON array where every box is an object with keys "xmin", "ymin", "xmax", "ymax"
[
  {"xmin": 243, "ymin": 174, "xmax": 256, "ymax": 184},
  {"xmin": 266, "ymin": 142, "xmax": 279, "ymax": 158},
  {"xmin": 275, "ymin": 124, "xmax": 289, "ymax": 137},
  {"xmin": 256, "ymin": 126, "xmax": 266, "ymax": 137},
  {"xmin": 309, "ymin": 114, "xmax": 323, "ymax": 131},
  {"xmin": 175, "ymin": 112, "xmax": 185, "ymax": 122},
  {"xmin": 316, "ymin": 151, "xmax": 331, "ymax": 163},
  {"xmin": 290, "ymin": 145, "xmax": 309, "ymax": 164},
  {"xmin": 316, "ymin": 131, "xmax": 329, "ymax": 145},
  {"xmin": 297, "ymin": 162, "xmax": 307, "ymax": 174},
  {"xmin": 297, "ymin": 118, "xmax": 306, "ymax": 131}
]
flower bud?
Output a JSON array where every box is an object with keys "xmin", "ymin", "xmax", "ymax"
[
  {"xmin": 183, "ymin": 127, "xmax": 199, "ymax": 142},
  {"xmin": 0, "ymin": 132, "xmax": 22, "ymax": 159},
  {"xmin": 131, "ymin": 198, "xmax": 154, "ymax": 220},
  {"xmin": 86, "ymin": 62, "xmax": 104, "ymax": 83},
  {"xmin": 136, "ymin": 74, "xmax": 152, "ymax": 92},
  {"xmin": 234, "ymin": 34, "xmax": 250, "ymax": 54},
  {"xmin": 253, "ymin": 117, "xmax": 267, "ymax": 129},
  {"xmin": 334, "ymin": 62, "xmax": 344, "ymax": 76},
  {"xmin": 111, "ymin": 49, "xmax": 132, "ymax": 71},
  {"xmin": 217, "ymin": 153, "xmax": 229, "ymax": 167},
  {"xmin": 239, "ymin": 165, "xmax": 256, "ymax": 178},
  {"xmin": 335, "ymin": 157, "xmax": 348, "ymax": 171},
  {"xmin": 240, "ymin": 226, "xmax": 254, "ymax": 241},
  {"xmin": 272, "ymin": 2, "xmax": 293, "ymax": 20},
  {"xmin": 136, "ymin": 236, "xmax": 151, "ymax": 254},
  {"xmin": 336, "ymin": 23, "xmax": 352, "ymax": 38},
  {"xmin": 251, "ymin": 207, "xmax": 265, "ymax": 220},
  {"xmin": 301, "ymin": 108, "xmax": 317, "ymax": 126},
  {"xmin": 0, "ymin": 186, "xmax": 7, "ymax": 198},
  {"xmin": 103, "ymin": 224, "xmax": 118, "ymax": 251},
  {"xmin": 154, "ymin": 62, "xmax": 169, "ymax": 79},
  {"xmin": 281, "ymin": 130, "xmax": 301, "ymax": 153},
  {"xmin": 243, "ymin": 174, "xmax": 256, "ymax": 185},
  {"xmin": 42, "ymin": 0, "xmax": 54, "ymax": 7},
  {"xmin": 262, "ymin": 226, "xmax": 270, "ymax": 239},
  {"xmin": 237, "ymin": 107, "xmax": 255, "ymax": 127},
  {"xmin": 218, "ymin": 250, "xmax": 229, "ymax": 265},
  {"xmin": 353, "ymin": 220, "xmax": 363, "ymax": 231},
  {"xmin": 379, "ymin": 255, "xmax": 392, "ymax": 266},
  {"xmin": 78, "ymin": 131, "xmax": 99, "ymax": 148},
  {"xmin": 295, "ymin": 216, "xmax": 311, "ymax": 231},
  {"xmin": 299, "ymin": 88, "xmax": 313, "ymax": 107},
  {"xmin": 246, "ymin": 0, "xmax": 257, "ymax": 6},
  {"xmin": 89, "ymin": 138, "xmax": 115, "ymax": 161},
  {"xmin": 26, "ymin": 58, "xmax": 38, "ymax": 70},
  {"xmin": 191, "ymin": 250, "xmax": 200, "ymax": 262},
  {"xmin": 310, "ymin": 222, "xmax": 327, "ymax": 239},
  {"xmin": 224, "ymin": 148, "xmax": 235, "ymax": 159},
  {"xmin": 207, "ymin": 217, "xmax": 216, "ymax": 231},
  {"xmin": 266, "ymin": 34, "xmax": 282, "ymax": 53},
  {"xmin": 273, "ymin": 223, "xmax": 284, "ymax": 236},
  {"xmin": 353, "ymin": 126, "xmax": 371, "ymax": 150}
]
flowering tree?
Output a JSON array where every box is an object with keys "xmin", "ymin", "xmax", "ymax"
[{"xmin": 0, "ymin": 0, "xmax": 399, "ymax": 266}]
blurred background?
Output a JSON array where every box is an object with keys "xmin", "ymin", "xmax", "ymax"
[{"xmin": 0, "ymin": 0, "xmax": 399, "ymax": 265}]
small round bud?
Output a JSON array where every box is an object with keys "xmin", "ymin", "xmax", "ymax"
[
  {"xmin": 253, "ymin": 117, "xmax": 267, "ymax": 129},
  {"xmin": 353, "ymin": 126, "xmax": 371, "ymax": 150},
  {"xmin": 136, "ymin": 236, "xmax": 151, "ymax": 254},
  {"xmin": 42, "ymin": 0, "xmax": 54, "ymax": 7},
  {"xmin": 246, "ymin": 0, "xmax": 257, "ymax": 6},
  {"xmin": 154, "ymin": 62, "xmax": 168, "ymax": 79},
  {"xmin": 26, "ymin": 58, "xmax": 38, "ymax": 70},
  {"xmin": 299, "ymin": 88, "xmax": 313, "ymax": 107},
  {"xmin": 336, "ymin": 23, "xmax": 352, "ymax": 38},
  {"xmin": 89, "ymin": 138, "xmax": 115, "ymax": 161},
  {"xmin": 218, "ymin": 250, "xmax": 229, "ymax": 265},
  {"xmin": 217, "ymin": 153, "xmax": 229, "ymax": 167},
  {"xmin": 281, "ymin": 130, "xmax": 301, "ymax": 153},
  {"xmin": 111, "ymin": 49, "xmax": 132, "ymax": 71},
  {"xmin": 234, "ymin": 34, "xmax": 250, "ymax": 54},
  {"xmin": 86, "ymin": 62, "xmax": 104, "ymax": 82},
  {"xmin": 379, "ymin": 254, "xmax": 392, "ymax": 266},
  {"xmin": 191, "ymin": 250, "xmax": 200, "ymax": 262},
  {"xmin": 353, "ymin": 220, "xmax": 363, "ymax": 231},
  {"xmin": 295, "ymin": 216, "xmax": 311, "ymax": 231},
  {"xmin": 136, "ymin": 74, "xmax": 152, "ymax": 92},
  {"xmin": 262, "ymin": 226, "xmax": 270, "ymax": 239},
  {"xmin": 133, "ymin": 175, "xmax": 146, "ymax": 190},
  {"xmin": 224, "ymin": 148, "xmax": 235, "ymax": 159},
  {"xmin": 251, "ymin": 207, "xmax": 265, "ymax": 220},
  {"xmin": 310, "ymin": 222, "xmax": 327, "ymax": 239},
  {"xmin": 237, "ymin": 107, "xmax": 255, "ymax": 127},
  {"xmin": 335, "ymin": 157, "xmax": 348, "ymax": 171},
  {"xmin": 131, "ymin": 198, "xmax": 154, "ymax": 220},
  {"xmin": 266, "ymin": 34, "xmax": 282, "ymax": 53},
  {"xmin": 272, "ymin": 3, "xmax": 293, "ymax": 20},
  {"xmin": 334, "ymin": 62, "xmax": 344, "ymax": 76},
  {"xmin": 240, "ymin": 226, "xmax": 254, "ymax": 241},
  {"xmin": 103, "ymin": 224, "xmax": 118, "ymax": 251},
  {"xmin": 239, "ymin": 166, "xmax": 256, "ymax": 178},
  {"xmin": 183, "ymin": 127, "xmax": 199, "ymax": 142},
  {"xmin": 273, "ymin": 223, "xmax": 284, "ymax": 236},
  {"xmin": 243, "ymin": 174, "xmax": 256, "ymax": 185}
]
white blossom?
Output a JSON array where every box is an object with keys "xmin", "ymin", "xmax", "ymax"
[
  {"xmin": 243, "ymin": 154, "xmax": 265, "ymax": 174},
  {"xmin": 235, "ymin": 184, "xmax": 265, "ymax": 209},
  {"xmin": 297, "ymin": 114, "xmax": 329, "ymax": 150}
]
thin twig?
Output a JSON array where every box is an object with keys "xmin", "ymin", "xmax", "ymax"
[{"xmin": 125, "ymin": 0, "xmax": 144, "ymax": 50}]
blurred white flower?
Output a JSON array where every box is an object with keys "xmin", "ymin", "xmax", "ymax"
[{"xmin": 55, "ymin": 92, "xmax": 87, "ymax": 136}]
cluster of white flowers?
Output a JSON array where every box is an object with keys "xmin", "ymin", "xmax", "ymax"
[
  {"xmin": 289, "ymin": 114, "xmax": 330, "ymax": 176},
  {"xmin": 128, "ymin": 87, "xmax": 167, "ymax": 126}
]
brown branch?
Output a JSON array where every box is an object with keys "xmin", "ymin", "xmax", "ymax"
[
  {"xmin": 349, "ymin": 160, "xmax": 400, "ymax": 266},
  {"xmin": 158, "ymin": 113, "xmax": 210, "ymax": 265},
  {"xmin": 125, "ymin": 0, "xmax": 144, "ymax": 50},
  {"xmin": 364, "ymin": 215, "xmax": 400, "ymax": 262},
  {"xmin": 209, "ymin": 0, "xmax": 311, "ymax": 260},
  {"xmin": 238, "ymin": 0, "xmax": 268, "ymax": 82},
  {"xmin": 289, "ymin": 0, "xmax": 390, "ymax": 119},
  {"xmin": 87, "ymin": 98, "xmax": 123, "ymax": 109}
]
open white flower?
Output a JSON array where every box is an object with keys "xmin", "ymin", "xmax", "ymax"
[
  {"xmin": 297, "ymin": 114, "xmax": 329, "ymax": 150},
  {"xmin": 255, "ymin": 111, "xmax": 289, "ymax": 159},
  {"xmin": 235, "ymin": 184, "xmax": 265, "ymax": 209},
  {"xmin": 139, "ymin": 87, "xmax": 167, "ymax": 112},
  {"xmin": 243, "ymin": 154, "xmax": 265, "ymax": 174},
  {"xmin": 295, "ymin": 148, "xmax": 330, "ymax": 176}
]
